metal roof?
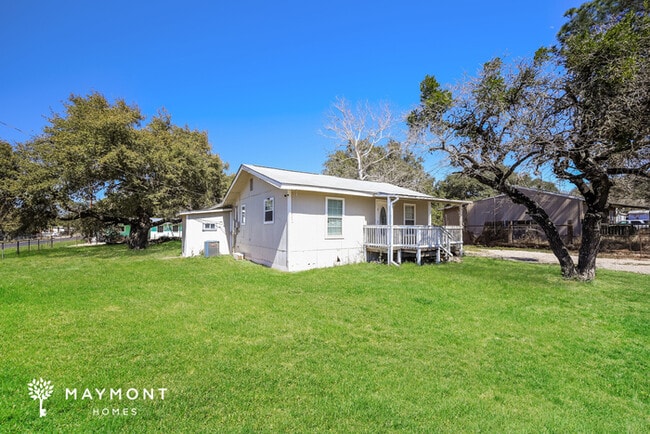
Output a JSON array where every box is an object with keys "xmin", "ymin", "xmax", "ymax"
[
  {"xmin": 177, "ymin": 204, "xmax": 232, "ymax": 216},
  {"xmin": 229, "ymin": 164, "xmax": 469, "ymax": 204}
]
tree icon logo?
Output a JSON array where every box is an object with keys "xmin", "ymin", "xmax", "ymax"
[{"xmin": 27, "ymin": 378, "xmax": 54, "ymax": 417}]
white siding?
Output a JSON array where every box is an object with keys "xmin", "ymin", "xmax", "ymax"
[
  {"xmin": 231, "ymin": 173, "xmax": 289, "ymax": 270},
  {"xmin": 286, "ymin": 191, "xmax": 373, "ymax": 271},
  {"xmin": 181, "ymin": 211, "xmax": 231, "ymax": 257}
]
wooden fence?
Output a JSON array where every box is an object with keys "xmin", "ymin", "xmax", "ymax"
[{"xmin": 464, "ymin": 222, "xmax": 649, "ymax": 251}]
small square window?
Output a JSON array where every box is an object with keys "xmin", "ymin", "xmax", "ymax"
[{"xmin": 203, "ymin": 223, "xmax": 217, "ymax": 231}]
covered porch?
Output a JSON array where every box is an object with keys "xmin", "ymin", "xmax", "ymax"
[
  {"xmin": 364, "ymin": 195, "xmax": 469, "ymax": 265},
  {"xmin": 364, "ymin": 225, "xmax": 463, "ymax": 265}
]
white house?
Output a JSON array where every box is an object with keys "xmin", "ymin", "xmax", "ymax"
[{"xmin": 179, "ymin": 164, "xmax": 468, "ymax": 271}]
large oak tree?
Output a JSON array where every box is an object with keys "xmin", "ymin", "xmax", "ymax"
[
  {"xmin": 20, "ymin": 92, "xmax": 228, "ymax": 249},
  {"xmin": 409, "ymin": 0, "xmax": 649, "ymax": 280}
]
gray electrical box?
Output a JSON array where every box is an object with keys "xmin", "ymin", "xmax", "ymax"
[{"xmin": 204, "ymin": 241, "xmax": 220, "ymax": 257}]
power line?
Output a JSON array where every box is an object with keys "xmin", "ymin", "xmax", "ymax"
[{"xmin": 0, "ymin": 120, "xmax": 28, "ymax": 136}]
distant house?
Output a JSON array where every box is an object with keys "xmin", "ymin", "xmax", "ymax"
[
  {"xmin": 451, "ymin": 187, "xmax": 647, "ymax": 243},
  {"xmin": 627, "ymin": 210, "xmax": 650, "ymax": 222},
  {"xmin": 149, "ymin": 219, "xmax": 182, "ymax": 240},
  {"xmin": 115, "ymin": 221, "xmax": 182, "ymax": 240},
  {"xmin": 459, "ymin": 188, "xmax": 585, "ymax": 241},
  {"xmin": 179, "ymin": 164, "xmax": 468, "ymax": 271}
]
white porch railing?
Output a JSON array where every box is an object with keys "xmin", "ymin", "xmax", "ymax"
[{"xmin": 364, "ymin": 225, "xmax": 461, "ymax": 253}]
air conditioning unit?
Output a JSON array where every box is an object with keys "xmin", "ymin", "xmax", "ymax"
[{"xmin": 204, "ymin": 241, "xmax": 220, "ymax": 257}]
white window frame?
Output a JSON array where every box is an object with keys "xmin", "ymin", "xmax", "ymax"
[
  {"xmin": 241, "ymin": 204, "xmax": 246, "ymax": 226},
  {"xmin": 326, "ymin": 197, "xmax": 344, "ymax": 238},
  {"xmin": 404, "ymin": 203, "xmax": 416, "ymax": 226},
  {"xmin": 264, "ymin": 197, "xmax": 274, "ymax": 224},
  {"xmin": 203, "ymin": 222, "xmax": 217, "ymax": 231}
]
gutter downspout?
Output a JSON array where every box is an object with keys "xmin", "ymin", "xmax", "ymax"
[
  {"xmin": 286, "ymin": 190, "xmax": 292, "ymax": 271},
  {"xmin": 229, "ymin": 209, "xmax": 235, "ymax": 255}
]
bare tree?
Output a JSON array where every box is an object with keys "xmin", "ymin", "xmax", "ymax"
[{"xmin": 322, "ymin": 97, "xmax": 396, "ymax": 181}]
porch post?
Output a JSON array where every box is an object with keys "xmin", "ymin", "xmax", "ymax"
[{"xmin": 387, "ymin": 196, "xmax": 400, "ymax": 266}]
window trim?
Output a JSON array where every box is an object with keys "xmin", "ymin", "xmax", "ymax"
[
  {"xmin": 264, "ymin": 197, "xmax": 274, "ymax": 224},
  {"xmin": 404, "ymin": 203, "xmax": 416, "ymax": 226},
  {"xmin": 326, "ymin": 197, "xmax": 344, "ymax": 238}
]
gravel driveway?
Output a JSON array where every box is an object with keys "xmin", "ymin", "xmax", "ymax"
[{"xmin": 467, "ymin": 248, "xmax": 650, "ymax": 275}]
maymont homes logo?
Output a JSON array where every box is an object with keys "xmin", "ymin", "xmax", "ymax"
[
  {"xmin": 27, "ymin": 378, "xmax": 54, "ymax": 417},
  {"xmin": 27, "ymin": 377, "xmax": 168, "ymax": 418}
]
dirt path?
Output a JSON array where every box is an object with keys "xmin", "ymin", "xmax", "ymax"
[{"xmin": 466, "ymin": 248, "xmax": 650, "ymax": 275}]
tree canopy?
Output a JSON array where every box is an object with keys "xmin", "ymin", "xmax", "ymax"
[
  {"xmin": 409, "ymin": 0, "xmax": 649, "ymax": 280},
  {"xmin": 0, "ymin": 140, "xmax": 19, "ymax": 239},
  {"xmin": 17, "ymin": 92, "xmax": 228, "ymax": 248}
]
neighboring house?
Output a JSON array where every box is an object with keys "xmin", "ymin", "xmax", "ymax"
[
  {"xmin": 452, "ymin": 187, "xmax": 647, "ymax": 242},
  {"xmin": 149, "ymin": 219, "xmax": 182, "ymax": 240},
  {"xmin": 116, "ymin": 221, "xmax": 183, "ymax": 240},
  {"xmin": 458, "ymin": 188, "xmax": 585, "ymax": 241},
  {"xmin": 179, "ymin": 164, "xmax": 468, "ymax": 271},
  {"xmin": 627, "ymin": 210, "xmax": 650, "ymax": 222}
]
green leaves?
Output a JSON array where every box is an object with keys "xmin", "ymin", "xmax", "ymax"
[{"xmin": 19, "ymin": 92, "xmax": 228, "ymax": 248}]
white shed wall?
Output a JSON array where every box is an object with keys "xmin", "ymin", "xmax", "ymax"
[{"xmin": 181, "ymin": 211, "xmax": 231, "ymax": 257}]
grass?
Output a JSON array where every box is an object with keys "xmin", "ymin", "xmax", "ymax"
[{"xmin": 1, "ymin": 241, "xmax": 648, "ymax": 432}]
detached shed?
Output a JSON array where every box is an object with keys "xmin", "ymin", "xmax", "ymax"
[{"xmin": 178, "ymin": 206, "xmax": 232, "ymax": 257}]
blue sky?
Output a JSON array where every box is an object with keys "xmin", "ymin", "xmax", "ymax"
[{"xmin": 1, "ymin": 0, "xmax": 581, "ymax": 178}]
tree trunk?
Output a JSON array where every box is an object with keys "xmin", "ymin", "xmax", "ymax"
[
  {"xmin": 127, "ymin": 217, "xmax": 151, "ymax": 250},
  {"xmin": 533, "ymin": 213, "xmax": 579, "ymax": 279},
  {"xmin": 576, "ymin": 211, "xmax": 602, "ymax": 281},
  {"xmin": 500, "ymin": 185, "xmax": 578, "ymax": 278}
]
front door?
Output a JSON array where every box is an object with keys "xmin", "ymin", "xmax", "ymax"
[{"xmin": 376, "ymin": 200, "xmax": 387, "ymax": 225}]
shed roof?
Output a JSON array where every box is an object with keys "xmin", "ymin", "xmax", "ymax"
[
  {"xmin": 177, "ymin": 204, "xmax": 232, "ymax": 217},
  {"xmin": 473, "ymin": 186, "xmax": 648, "ymax": 209}
]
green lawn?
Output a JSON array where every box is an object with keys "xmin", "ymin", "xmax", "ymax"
[{"xmin": 1, "ymin": 241, "xmax": 648, "ymax": 432}]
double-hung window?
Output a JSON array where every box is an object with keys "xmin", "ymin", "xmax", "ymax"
[
  {"xmin": 326, "ymin": 197, "xmax": 344, "ymax": 237},
  {"xmin": 264, "ymin": 197, "xmax": 274, "ymax": 224},
  {"xmin": 404, "ymin": 204, "xmax": 416, "ymax": 245},
  {"xmin": 241, "ymin": 204, "xmax": 246, "ymax": 225},
  {"xmin": 404, "ymin": 204, "xmax": 416, "ymax": 226}
]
